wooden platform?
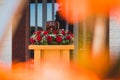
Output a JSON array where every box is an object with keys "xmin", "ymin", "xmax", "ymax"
[{"xmin": 28, "ymin": 45, "xmax": 74, "ymax": 70}]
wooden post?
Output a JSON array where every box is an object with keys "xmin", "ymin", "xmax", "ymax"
[{"xmin": 34, "ymin": 49, "xmax": 41, "ymax": 71}]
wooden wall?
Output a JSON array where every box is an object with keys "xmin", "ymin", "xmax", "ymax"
[{"xmin": 12, "ymin": 2, "xmax": 30, "ymax": 62}]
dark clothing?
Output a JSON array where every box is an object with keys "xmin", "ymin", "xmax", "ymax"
[
  {"xmin": 55, "ymin": 11, "xmax": 66, "ymax": 30},
  {"xmin": 55, "ymin": 11, "xmax": 73, "ymax": 33}
]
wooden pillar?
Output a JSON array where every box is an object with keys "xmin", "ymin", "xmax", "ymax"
[
  {"xmin": 42, "ymin": 0, "xmax": 47, "ymax": 30},
  {"xmin": 12, "ymin": 1, "xmax": 30, "ymax": 62}
]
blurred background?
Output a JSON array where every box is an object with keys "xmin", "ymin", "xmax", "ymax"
[{"xmin": 0, "ymin": 0, "xmax": 120, "ymax": 80}]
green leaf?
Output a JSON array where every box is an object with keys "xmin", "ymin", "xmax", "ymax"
[
  {"xmin": 66, "ymin": 40, "xmax": 70, "ymax": 44},
  {"xmin": 62, "ymin": 40, "xmax": 66, "ymax": 44}
]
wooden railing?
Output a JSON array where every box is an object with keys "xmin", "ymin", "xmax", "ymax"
[{"xmin": 28, "ymin": 45, "xmax": 74, "ymax": 69}]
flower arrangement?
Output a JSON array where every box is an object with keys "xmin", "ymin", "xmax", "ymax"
[{"xmin": 30, "ymin": 29, "xmax": 74, "ymax": 45}]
